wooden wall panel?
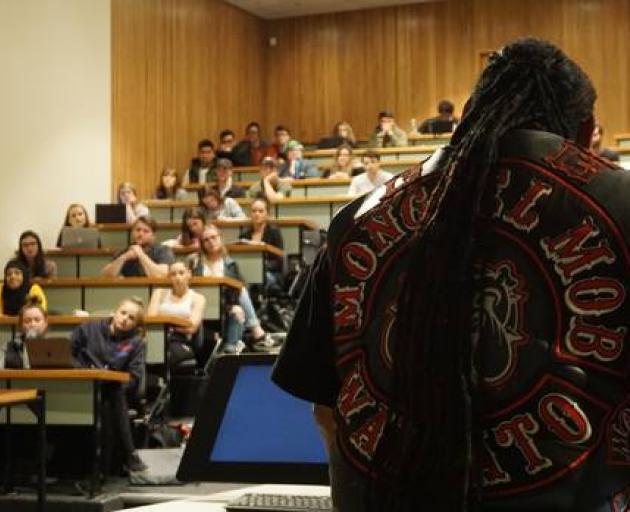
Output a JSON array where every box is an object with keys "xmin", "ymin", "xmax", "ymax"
[
  {"xmin": 112, "ymin": 0, "xmax": 266, "ymax": 199},
  {"xmin": 266, "ymin": 0, "xmax": 630, "ymax": 145},
  {"xmin": 112, "ymin": 0, "xmax": 630, "ymax": 198}
]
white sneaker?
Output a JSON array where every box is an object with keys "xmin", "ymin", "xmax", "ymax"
[
  {"xmin": 223, "ymin": 340, "xmax": 246, "ymax": 355},
  {"xmin": 251, "ymin": 334, "xmax": 275, "ymax": 352}
]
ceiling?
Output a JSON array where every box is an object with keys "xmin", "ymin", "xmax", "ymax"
[{"xmin": 224, "ymin": 0, "xmax": 441, "ymax": 19}]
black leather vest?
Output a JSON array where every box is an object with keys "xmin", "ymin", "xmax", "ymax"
[{"xmin": 325, "ymin": 130, "xmax": 630, "ymax": 511}]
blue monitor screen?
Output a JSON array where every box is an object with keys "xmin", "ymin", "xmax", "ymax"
[{"xmin": 209, "ymin": 365, "xmax": 328, "ymax": 464}]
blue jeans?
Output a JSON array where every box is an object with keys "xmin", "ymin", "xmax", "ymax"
[
  {"xmin": 239, "ymin": 287, "xmax": 260, "ymax": 330},
  {"xmin": 223, "ymin": 288, "xmax": 261, "ymax": 349}
]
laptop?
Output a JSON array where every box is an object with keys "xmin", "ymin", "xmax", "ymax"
[
  {"xmin": 25, "ymin": 338, "xmax": 76, "ymax": 369},
  {"xmin": 177, "ymin": 353, "xmax": 329, "ymax": 486},
  {"xmin": 60, "ymin": 227, "xmax": 100, "ymax": 249},
  {"xmin": 95, "ymin": 203, "xmax": 127, "ymax": 224}
]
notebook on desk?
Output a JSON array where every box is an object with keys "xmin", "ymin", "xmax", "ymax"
[
  {"xmin": 25, "ymin": 337, "xmax": 76, "ymax": 369},
  {"xmin": 177, "ymin": 353, "xmax": 329, "ymax": 485}
]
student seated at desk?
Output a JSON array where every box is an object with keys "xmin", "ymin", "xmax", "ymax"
[
  {"xmin": 278, "ymin": 140, "xmax": 319, "ymax": 179},
  {"xmin": 215, "ymin": 130, "xmax": 236, "ymax": 164},
  {"xmin": 239, "ymin": 198, "xmax": 284, "ymax": 293},
  {"xmin": 417, "ymin": 99, "xmax": 458, "ymax": 134},
  {"xmin": 348, "ymin": 151, "xmax": 393, "ymax": 196},
  {"xmin": 0, "ymin": 302, "xmax": 48, "ymax": 368},
  {"xmin": 188, "ymin": 225, "xmax": 273, "ymax": 354},
  {"xmin": 17, "ymin": 230, "xmax": 57, "ymax": 278},
  {"xmin": 147, "ymin": 262, "xmax": 206, "ymax": 367},
  {"xmin": 183, "ymin": 139, "xmax": 217, "ymax": 185},
  {"xmin": 231, "ymin": 121, "xmax": 271, "ymax": 167},
  {"xmin": 56, "ymin": 203, "xmax": 101, "ymax": 247},
  {"xmin": 246, "ymin": 157, "xmax": 292, "ymax": 201},
  {"xmin": 1, "ymin": 260, "xmax": 47, "ymax": 315},
  {"xmin": 197, "ymin": 184, "xmax": 246, "ymax": 221},
  {"xmin": 102, "ymin": 216, "xmax": 174, "ymax": 278},
  {"xmin": 214, "ymin": 158, "xmax": 245, "ymax": 199},
  {"xmin": 317, "ymin": 120, "xmax": 357, "ymax": 149},
  {"xmin": 118, "ymin": 182, "xmax": 150, "ymax": 224},
  {"xmin": 368, "ymin": 110, "xmax": 408, "ymax": 147},
  {"xmin": 153, "ymin": 168, "xmax": 187, "ymax": 200},
  {"xmin": 322, "ymin": 144, "xmax": 364, "ymax": 179},
  {"xmin": 171, "ymin": 206, "xmax": 206, "ymax": 249},
  {"xmin": 70, "ymin": 297, "xmax": 148, "ymax": 473}
]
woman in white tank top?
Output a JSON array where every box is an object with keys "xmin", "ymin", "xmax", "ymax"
[{"xmin": 148, "ymin": 261, "xmax": 206, "ymax": 366}]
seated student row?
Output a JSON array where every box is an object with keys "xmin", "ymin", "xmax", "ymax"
[
  {"xmin": 183, "ymin": 107, "xmax": 456, "ymax": 174},
  {"xmin": 3, "ymin": 215, "xmax": 275, "ymax": 354},
  {"xmin": 158, "ymin": 144, "xmax": 393, "ymax": 201},
  {"xmin": 0, "ymin": 298, "xmax": 149, "ymax": 474}
]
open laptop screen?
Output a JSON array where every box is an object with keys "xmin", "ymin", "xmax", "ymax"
[{"xmin": 177, "ymin": 354, "xmax": 329, "ymax": 484}]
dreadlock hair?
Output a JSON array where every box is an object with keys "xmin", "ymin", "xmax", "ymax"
[{"xmin": 383, "ymin": 38, "xmax": 595, "ymax": 511}]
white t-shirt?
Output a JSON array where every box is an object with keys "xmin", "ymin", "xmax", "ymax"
[{"xmin": 348, "ymin": 170, "xmax": 394, "ymax": 196}]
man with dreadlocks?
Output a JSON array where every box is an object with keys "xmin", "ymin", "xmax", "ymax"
[{"xmin": 272, "ymin": 38, "xmax": 630, "ymax": 511}]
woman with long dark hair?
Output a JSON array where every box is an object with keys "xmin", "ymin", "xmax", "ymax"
[
  {"xmin": 17, "ymin": 231, "xmax": 57, "ymax": 278},
  {"xmin": 154, "ymin": 168, "xmax": 187, "ymax": 200},
  {"xmin": 197, "ymin": 184, "xmax": 245, "ymax": 221},
  {"xmin": 173, "ymin": 207, "xmax": 206, "ymax": 249},
  {"xmin": 239, "ymin": 197, "xmax": 284, "ymax": 292}
]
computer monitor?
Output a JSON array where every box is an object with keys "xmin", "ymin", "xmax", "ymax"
[
  {"xmin": 427, "ymin": 118, "xmax": 455, "ymax": 134},
  {"xmin": 177, "ymin": 354, "xmax": 329, "ymax": 485},
  {"xmin": 95, "ymin": 204, "xmax": 127, "ymax": 224}
]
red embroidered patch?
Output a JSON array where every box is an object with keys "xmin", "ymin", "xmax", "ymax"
[{"xmin": 544, "ymin": 142, "xmax": 607, "ymax": 184}]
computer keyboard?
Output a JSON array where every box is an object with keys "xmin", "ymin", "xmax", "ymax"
[{"xmin": 225, "ymin": 493, "xmax": 333, "ymax": 512}]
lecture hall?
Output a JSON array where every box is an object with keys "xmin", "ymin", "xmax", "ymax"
[{"xmin": 1, "ymin": 0, "xmax": 629, "ymax": 511}]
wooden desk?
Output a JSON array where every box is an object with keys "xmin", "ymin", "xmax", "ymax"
[
  {"xmin": 614, "ymin": 133, "xmax": 630, "ymax": 148},
  {"xmin": 95, "ymin": 219, "xmax": 316, "ymax": 256},
  {"xmin": 45, "ymin": 245, "xmax": 282, "ymax": 285},
  {"xmin": 184, "ymin": 178, "xmax": 351, "ymax": 199},
  {"xmin": 407, "ymin": 132, "xmax": 452, "ymax": 146},
  {"xmin": 0, "ymin": 389, "xmax": 39, "ymax": 405},
  {"xmin": 0, "ymin": 369, "xmax": 128, "ymax": 497},
  {"xmin": 0, "ymin": 315, "xmax": 191, "ymax": 366},
  {"xmin": 0, "ymin": 388, "xmax": 46, "ymax": 511},
  {"xmin": 318, "ymin": 159, "xmax": 420, "ymax": 174},
  {"xmin": 144, "ymin": 196, "xmax": 353, "ymax": 228},
  {"xmin": 176, "ymin": 244, "xmax": 282, "ymax": 286},
  {"xmin": 302, "ymin": 145, "xmax": 434, "ymax": 166},
  {"xmin": 34, "ymin": 276, "xmax": 240, "ymax": 319},
  {"xmin": 611, "ymin": 146, "xmax": 630, "ymax": 169}
]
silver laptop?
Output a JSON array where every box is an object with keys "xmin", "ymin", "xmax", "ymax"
[{"xmin": 60, "ymin": 227, "xmax": 100, "ymax": 249}]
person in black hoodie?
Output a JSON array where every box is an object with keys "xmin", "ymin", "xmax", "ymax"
[{"xmin": 71, "ymin": 297, "xmax": 148, "ymax": 473}]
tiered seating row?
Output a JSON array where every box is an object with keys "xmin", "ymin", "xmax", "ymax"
[
  {"xmin": 145, "ymin": 196, "xmax": 352, "ymax": 228},
  {"xmin": 45, "ymin": 243, "xmax": 282, "ymax": 284}
]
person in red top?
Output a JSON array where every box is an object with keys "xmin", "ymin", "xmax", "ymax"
[{"xmin": 273, "ymin": 38, "xmax": 630, "ymax": 512}]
